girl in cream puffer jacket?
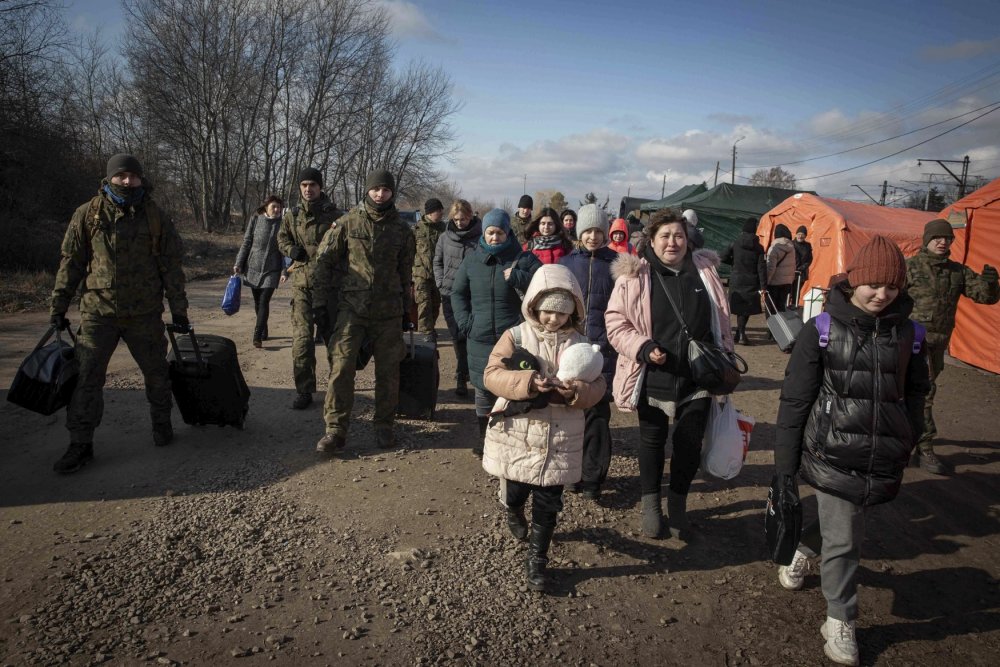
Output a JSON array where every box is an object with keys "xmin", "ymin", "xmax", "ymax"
[{"xmin": 482, "ymin": 263, "xmax": 606, "ymax": 592}]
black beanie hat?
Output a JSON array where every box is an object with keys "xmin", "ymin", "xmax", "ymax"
[
  {"xmin": 106, "ymin": 153, "xmax": 144, "ymax": 180},
  {"xmin": 365, "ymin": 169, "xmax": 395, "ymax": 192},
  {"xmin": 297, "ymin": 167, "xmax": 323, "ymax": 188},
  {"xmin": 424, "ymin": 198, "xmax": 444, "ymax": 214},
  {"xmin": 796, "ymin": 225, "xmax": 808, "ymax": 236},
  {"xmin": 518, "ymin": 194, "xmax": 533, "ymax": 209},
  {"xmin": 774, "ymin": 224, "xmax": 792, "ymax": 240},
  {"xmin": 742, "ymin": 217, "xmax": 759, "ymax": 234},
  {"xmin": 922, "ymin": 218, "xmax": 954, "ymax": 246}
]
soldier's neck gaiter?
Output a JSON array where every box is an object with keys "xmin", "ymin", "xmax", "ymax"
[{"xmin": 103, "ymin": 183, "xmax": 145, "ymax": 207}]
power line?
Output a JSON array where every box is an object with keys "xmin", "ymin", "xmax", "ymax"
[
  {"xmin": 743, "ymin": 101, "xmax": 1000, "ymax": 170},
  {"xmin": 795, "ymin": 104, "xmax": 1000, "ymax": 183}
]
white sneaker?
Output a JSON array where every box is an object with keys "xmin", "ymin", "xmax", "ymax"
[
  {"xmin": 777, "ymin": 549, "xmax": 809, "ymax": 590},
  {"xmin": 821, "ymin": 617, "xmax": 860, "ymax": 666}
]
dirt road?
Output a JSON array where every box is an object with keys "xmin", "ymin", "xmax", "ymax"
[{"xmin": 1, "ymin": 278, "xmax": 998, "ymax": 666}]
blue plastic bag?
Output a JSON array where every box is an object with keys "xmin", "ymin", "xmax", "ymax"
[{"xmin": 222, "ymin": 274, "xmax": 242, "ymax": 316}]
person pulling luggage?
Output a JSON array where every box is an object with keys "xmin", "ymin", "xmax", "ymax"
[
  {"xmin": 312, "ymin": 169, "xmax": 416, "ymax": 452},
  {"xmin": 48, "ymin": 154, "xmax": 189, "ymax": 473}
]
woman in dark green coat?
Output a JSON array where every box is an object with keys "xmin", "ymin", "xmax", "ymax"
[{"xmin": 451, "ymin": 208, "xmax": 542, "ymax": 456}]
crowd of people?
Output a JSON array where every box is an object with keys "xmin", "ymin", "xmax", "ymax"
[{"xmin": 43, "ymin": 155, "xmax": 999, "ymax": 666}]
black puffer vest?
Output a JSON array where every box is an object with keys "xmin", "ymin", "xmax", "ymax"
[{"xmin": 800, "ymin": 286, "xmax": 921, "ymax": 506}]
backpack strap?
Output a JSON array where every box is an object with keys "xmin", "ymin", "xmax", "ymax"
[
  {"xmin": 815, "ymin": 311, "xmax": 831, "ymax": 348},
  {"xmin": 511, "ymin": 324, "xmax": 522, "ymax": 347},
  {"xmin": 84, "ymin": 196, "xmax": 163, "ymax": 257}
]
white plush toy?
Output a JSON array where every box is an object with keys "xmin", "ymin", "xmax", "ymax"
[{"xmin": 556, "ymin": 343, "xmax": 604, "ymax": 383}]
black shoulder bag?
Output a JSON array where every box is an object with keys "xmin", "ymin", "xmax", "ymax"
[{"xmin": 654, "ymin": 271, "xmax": 747, "ymax": 395}]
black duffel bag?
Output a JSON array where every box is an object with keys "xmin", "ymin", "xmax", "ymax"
[
  {"xmin": 7, "ymin": 326, "xmax": 79, "ymax": 415},
  {"xmin": 765, "ymin": 473, "xmax": 803, "ymax": 565}
]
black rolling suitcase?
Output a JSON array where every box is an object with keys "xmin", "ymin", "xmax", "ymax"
[
  {"xmin": 396, "ymin": 330, "xmax": 438, "ymax": 420},
  {"xmin": 166, "ymin": 325, "xmax": 250, "ymax": 429}
]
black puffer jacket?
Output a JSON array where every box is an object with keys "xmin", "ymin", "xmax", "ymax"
[
  {"xmin": 721, "ymin": 232, "xmax": 767, "ymax": 316},
  {"xmin": 774, "ymin": 283, "xmax": 930, "ymax": 506}
]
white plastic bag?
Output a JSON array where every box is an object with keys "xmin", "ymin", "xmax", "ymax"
[{"xmin": 702, "ymin": 396, "xmax": 746, "ymax": 480}]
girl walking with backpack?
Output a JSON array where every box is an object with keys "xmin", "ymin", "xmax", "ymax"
[{"xmin": 773, "ymin": 235, "xmax": 930, "ymax": 666}]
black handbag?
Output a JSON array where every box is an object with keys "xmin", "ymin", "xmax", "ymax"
[
  {"xmin": 7, "ymin": 326, "xmax": 79, "ymax": 416},
  {"xmin": 765, "ymin": 474, "xmax": 802, "ymax": 565},
  {"xmin": 655, "ymin": 272, "xmax": 747, "ymax": 395}
]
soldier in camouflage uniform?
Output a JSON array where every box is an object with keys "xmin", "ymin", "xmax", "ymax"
[
  {"xmin": 413, "ymin": 198, "xmax": 446, "ymax": 338},
  {"xmin": 312, "ymin": 169, "xmax": 416, "ymax": 452},
  {"xmin": 511, "ymin": 194, "xmax": 533, "ymax": 246},
  {"xmin": 905, "ymin": 218, "xmax": 999, "ymax": 474},
  {"xmin": 277, "ymin": 168, "xmax": 343, "ymax": 410},
  {"xmin": 49, "ymin": 154, "xmax": 189, "ymax": 474}
]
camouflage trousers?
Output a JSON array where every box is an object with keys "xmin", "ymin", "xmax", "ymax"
[
  {"xmin": 917, "ymin": 337, "xmax": 947, "ymax": 452},
  {"xmin": 67, "ymin": 312, "xmax": 171, "ymax": 444},
  {"xmin": 290, "ymin": 287, "xmax": 331, "ymax": 394},
  {"xmin": 323, "ymin": 310, "xmax": 406, "ymax": 436},
  {"xmin": 414, "ymin": 280, "xmax": 441, "ymax": 334}
]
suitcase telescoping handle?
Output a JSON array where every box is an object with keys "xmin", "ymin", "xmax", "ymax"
[{"xmin": 166, "ymin": 323, "xmax": 204, "ymax": 366}]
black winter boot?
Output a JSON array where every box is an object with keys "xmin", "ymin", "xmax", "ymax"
[
  {"xmin": 506, "ymin": 505, "xmax": 528, "ymax": 541},
  {"xmin": 667, "ymin": 489, "xmax": 692, "ymax": 540},
  {"xmin": 474, "ymin": 416, "xmax": 487, "ymax": 458},
  {"xmin": 53, "ymin": 442, "xmax": 94, "ymax": 474},
  {"xmin": 526, "ymin": 522, "xmax": 555, "ymax": 592}
]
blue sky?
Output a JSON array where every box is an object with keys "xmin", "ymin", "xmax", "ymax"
[{"xmin": 68, "ymin": 0, "xmax": 1000, "ymax": 207}]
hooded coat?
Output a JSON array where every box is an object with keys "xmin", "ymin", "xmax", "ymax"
[
  {"xmin": 450, "ymin": 238, "xmax": 542, "ymax": 390},
  {"xmin": 482, "ymin": 264, "xmax": 607, "ymax": 487},
  {"xmin": 721, "ymin": 232, "xmax": 767, "ymax": 316},
  {"xmin": 774, "ymin": 284, "xmax": 930, "ymax": 506},
  {"xmin": 235, "ymin": 213, "xmax": 284, "ymax": 289},
  {"xmin": 608, "ymin": 217, "xmax": 636, "ymax": 255},
  {"xmin": 606, "ymin": 248, "xmax": 733, "ymax": 411}
]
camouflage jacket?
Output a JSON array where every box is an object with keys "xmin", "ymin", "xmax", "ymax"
[
  {"xmin": 412, "ymin": 215, "xmax": 445, "ymax": 284},
  {"xmin": 313, "ymin": 202, "xmax": 416, "ymax": 318},
  {"xmin": 905, "ymin": 248, "xmax": 1000, "ymax": 339},
  {"xmin": 510, "ymin": 213, "xmax": 531, "ymax": 247},
  {"xmin": 50, "ymin": 187, "xmax": 188, "ymax": 319},
  {"xmin": 277, "ymin": 193, "xmax": 343, "ymax": 290}
]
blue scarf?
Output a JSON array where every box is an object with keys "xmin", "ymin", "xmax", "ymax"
[
  {"xmin": 479, "ymin": 235, "xmax": 517, "ymax": 256},
  {"xmin": 103, "ymin": 183, "xmax": 146, "ymax": 208}
]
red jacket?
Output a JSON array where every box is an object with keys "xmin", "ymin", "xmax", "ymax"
[
  {"xmin": 609, "ymin": 218, "xmax": 636, "ymax": 255},
  {"xmin": 524, "ymin": 238, "xmax": 571, "ymax": 265}
]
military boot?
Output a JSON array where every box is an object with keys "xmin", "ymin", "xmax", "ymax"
[
  {"xmin": 316, "ymin": 432, "xmax": 346, "ymax": 454},
  {"xmin": 153, "ymin": 423, "xmax": 174, "ymax": 447},
  {"xmin": 526, "ymin": 523, "xmax": 555, "ymax": 592},
  {"xmin": 292, "ymin": 392, "xmax": 312, "ymax": 410},
  {"xmin": 454, "ymin": 376, "xmax": 469, "ymax": 397},
  {"xmin": 53, "ymin": 442, "xmax": 94, "ymax": 474},
  {"xmin": 917, "ymin": 448, "xmax": 952, "ymax": 475},
  {"xmin": 375, "ymin": 427, "xmax": 396, "ymax": 450}
]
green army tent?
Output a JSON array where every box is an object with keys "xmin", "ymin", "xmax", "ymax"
[
  {"xmin": 618, "ymin": 196, "xmax": 654, "ymax": 219},
  {"xmin": 682, "ymin": 183, "xmax": 814, "ymax": 256},
  {"xmin": 639, "ymin": 183, "xmax": 709, "ymax": 213}
]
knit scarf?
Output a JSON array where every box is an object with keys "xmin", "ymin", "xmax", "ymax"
[
  {"xmin": 479, "ymin": 235, "xmax": 517, "ymax": 256},
  {"xmin": 529, "ymin": 233, "xmax": 563, "ymax": 250},
  {"xmin": 103, "ymin": 183, "xmax": 145, "ymax": 208}
]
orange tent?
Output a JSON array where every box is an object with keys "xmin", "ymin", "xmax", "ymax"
[
  {"xmin": 758, "ymin": 192, "xmax": 936, "ymax": 297},
  {"xmin": 937, "ymin": 178, "xmax": 1000, "ymax": 374}
]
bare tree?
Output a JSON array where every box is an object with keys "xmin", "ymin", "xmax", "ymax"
[{"xmin": 749, "ymin": 167, "xmax": 797, "ymax": 189}]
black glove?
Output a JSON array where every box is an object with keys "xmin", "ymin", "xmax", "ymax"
[
  {"xmin": 289, "ymin": 246, "xmax": 309, "ymax": 262},
  {"xmin": 982, "ymin": 264, "xmax": 998, "ymax": 283},
  {"xmin": 50, "ymin": 313, "xmax": 70, "ymax": 331},
  {"xmin": 313, "ymin": 306, "xmax": 331, "ymax": 343},
  {"xmin": 172, "ymin": 313, "xmax": 191, "ymax": 334}
]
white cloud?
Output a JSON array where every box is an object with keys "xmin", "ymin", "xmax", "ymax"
[
  {"xmin": 375, "ymin": 1, "xmax": 442, "ymax": 41},
  {"xmin": 921, "ymin": 37, "xmax": 1000, "ymax": 61}
]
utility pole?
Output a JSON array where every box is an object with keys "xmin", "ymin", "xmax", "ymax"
[
  {"xmin": 523, "ymin": 174, "xmax": 526, "ymax": 195},
  {"xmin": 661, "ymin": 174, "xmax": 666, "ymax": 198},
  {"xmin": 879, "ymin": 180, "xmax": 887, "ymax": 206},
  {"xmin": 731, "ymin": 136, "xmax": 745, "ymax": 185},
  {"xmin": 924, "ymin": 173, "xmax": 933, "ymax": 211},
  {"xmin": 917, "ymin": 155, "xmax": 971, "ymax": 198},
  {"xmin": 714, "ymin": 161, "xmax": 720, "ymax": 187}
]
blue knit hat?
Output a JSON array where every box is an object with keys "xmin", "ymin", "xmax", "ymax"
[{"xmin": 482, "ymin": 208, "xmax": 511, "ymax": 235}]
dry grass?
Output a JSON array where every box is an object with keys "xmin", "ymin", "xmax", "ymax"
[{"xmin": 0, "ymin": 223, "xmax": 244, "ymax": 314}]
